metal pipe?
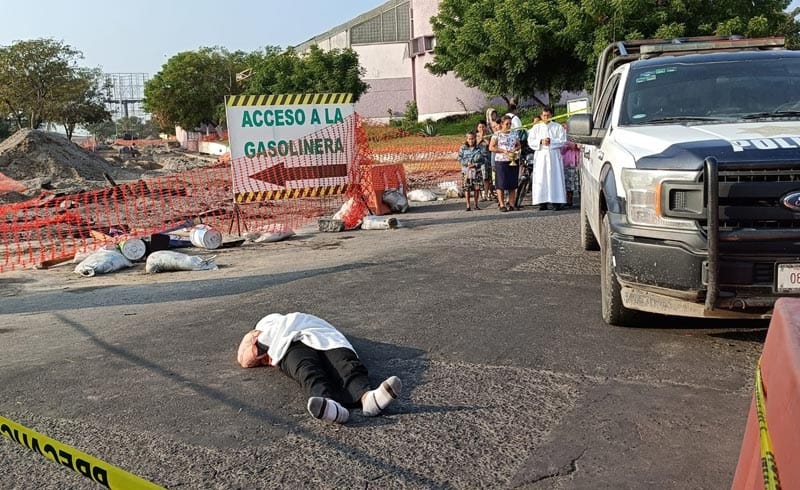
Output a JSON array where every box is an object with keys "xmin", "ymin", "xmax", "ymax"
[{"xmin": 705, "ymin": 157, "xmax": 719, "ymax": 311}]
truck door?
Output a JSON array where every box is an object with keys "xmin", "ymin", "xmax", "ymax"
[{"xmin": 584, "ymin": 74, "xmax": 621, "ymax": 227}]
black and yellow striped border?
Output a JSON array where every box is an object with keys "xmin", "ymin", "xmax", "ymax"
[
  {"xmin": 235, "ymin": 184, "xmax": 349, "ymax": 203},
  {"xmin": 226, "ymin": 93, "xmax": 353, "ymax": 107}
]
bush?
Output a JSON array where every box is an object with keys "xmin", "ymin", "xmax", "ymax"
[
  {"xmin": 404, "ymin": 100, "xmax": 418, "ymax": 124},
  {"xmin": 418, "ymin": 121, "xmax": 438, "ymax": 137}
]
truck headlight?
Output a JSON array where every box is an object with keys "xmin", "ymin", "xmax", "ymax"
[{"xmin": 621, "ymin": 168, "xmax": 700, "ymax": 230}]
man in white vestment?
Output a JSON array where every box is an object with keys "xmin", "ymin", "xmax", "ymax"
[{"xmin": 527, "ymin": 107, "xmax": 567, "ymax": 210}]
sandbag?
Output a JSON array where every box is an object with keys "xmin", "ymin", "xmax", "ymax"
[
  {"xmin": 145, "ymin": 250, "xmax": 218, "ymax": 273},
  {"xmin": 237, "ymin": 329, "xmax": 271, "ymax": 368},
  {"xmin": 382, "ymin": 188, "xmax": 409, "ymax": 213},
  {"xmin": 407, "ymin": 189, "xmax": 438, "ymax": 202},
  {"xmin": 74, "ymin": 248, "xmax": 134, "ymax": 277},
  {"xmin": 444, "ymin": 186, "xmax": 463, "ymax": 198}
]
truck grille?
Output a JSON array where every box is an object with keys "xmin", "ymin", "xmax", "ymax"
[{"xmin": 699, "ymin": 167, "xmax": 800, "ymax": 231}]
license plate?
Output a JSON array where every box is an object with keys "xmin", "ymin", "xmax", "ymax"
[{"xmin": 776, "ymin": 263, "xmax": 800, "ymax": 293}]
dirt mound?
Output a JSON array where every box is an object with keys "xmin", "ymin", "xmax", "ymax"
[{"xmin": 0, "ymin": 129, "xmax": 140, "ymax": 185}]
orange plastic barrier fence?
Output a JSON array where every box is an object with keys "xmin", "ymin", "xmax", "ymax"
[
  {"xmin": 0, "ymin": 121, "xmax": 470, "ymax": 272},
  {"xmin": 0, "ymin": 118, "xmax": 375, "ymax": 272},
  {"xmin": 732, "ymin": 298, "xmax": 800, "ymax": 489},
  {"xmin": 201, "ymin": 130, "xmax": 228, "ymax": 142},
  {"xmin": 370, "ymin": 142, "xmax": 460, "ymax": 191},
  {"xmin": 363, "ymin": 164, "xmax": 408, "ymax": 215}
]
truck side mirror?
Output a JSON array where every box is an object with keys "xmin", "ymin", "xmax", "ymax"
[{"xmin": 567, "ymin": 114, "xmax": 603, "ymax": 146}]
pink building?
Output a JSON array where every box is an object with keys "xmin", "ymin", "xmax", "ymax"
[{"xmin": 295, "ymin": 0, "xmax": 496, "ymax": 122}]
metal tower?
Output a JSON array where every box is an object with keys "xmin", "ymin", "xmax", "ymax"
[{"xmin": 104, "ymin": 73, "xmax": 150, "ymax": 120}]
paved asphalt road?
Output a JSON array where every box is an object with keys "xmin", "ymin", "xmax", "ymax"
[{"xmin": 0, "ymin": 200, "xmax": 766, "ymax": 489}]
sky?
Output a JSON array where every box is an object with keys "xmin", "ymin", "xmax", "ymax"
[
  {"xmin": 0, "ymin": 0, "xmax": 383, "ymax": 75},
  {"xmin": 1, "ymin": 0, "xmax": 799, "ymax": 77}
]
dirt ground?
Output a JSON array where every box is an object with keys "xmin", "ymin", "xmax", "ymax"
[{"xmin": 0, "ymin": 129, "xmax": 220, "ymax": 204}]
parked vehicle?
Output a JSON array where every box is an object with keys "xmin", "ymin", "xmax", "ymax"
[{"xmin": 568, "ymin": 36, "xmax": 800, "ymax": 326}]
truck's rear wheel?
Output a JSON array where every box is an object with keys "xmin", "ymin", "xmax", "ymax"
[
  {"xmin": 600, "ymin": 215, "xmax": 635, "ymax": 326},
  {"xmin": 580, "ymin": 192, "xmax": 600, "ymax": 251}
]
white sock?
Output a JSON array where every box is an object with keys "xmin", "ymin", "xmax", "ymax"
[
  {"xmin": 361, "ymin": 376, "xmax": 402, "ymax": 417},
  {"xmin": 307, "ymin": 397, "xmax": 349, "ymax": 424}
]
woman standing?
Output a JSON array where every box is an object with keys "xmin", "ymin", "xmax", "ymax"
[{"xmin": 489, "ymin": 115, "xmax": 521, "ymax": 211}]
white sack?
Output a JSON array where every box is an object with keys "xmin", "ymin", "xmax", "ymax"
[
  {"xmin": 407, "ymin": 189, "xmax": 438, "ymax": 202},
  {"xmin": 145, "ymin": 250, "xmax": 218, "ymax": 273},
  {"xmin": 74, "ymin": 248, "xmax": 134, "ymax": 277}
]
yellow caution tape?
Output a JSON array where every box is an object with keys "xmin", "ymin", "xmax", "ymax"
[
  {"xmin": 482, "ymin": 108, "xmax": 591, "ymax": 140},
  {"xmin": 0, "ymin": 415, "xmax": 164, "ymax": 489},
  {"xmin": 755, "ymin": 359, "xmax": 781, "ymax": 490}
]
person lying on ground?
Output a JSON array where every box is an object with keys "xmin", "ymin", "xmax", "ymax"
[{"xmin": 237, "ymin": 312, "xmax": 402, "ymax": 424}]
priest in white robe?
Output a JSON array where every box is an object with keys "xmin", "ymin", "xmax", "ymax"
[{"xmin": 527, "ymin": 107, "xmax": 567, "ymax": 210}]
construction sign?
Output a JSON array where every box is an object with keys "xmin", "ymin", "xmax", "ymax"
[{"xmin": 225, "ymin": 93, "xmax": 356, "ymax": 203}]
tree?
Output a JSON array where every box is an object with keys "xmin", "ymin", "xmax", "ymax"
[
  {"xmin": 52, "ymin": 68, "xmax": 111, "ymax": 140},
  {"xmin": 0, "ymin": 39, "xmax": 82, "ymax": 129},
  {"xmin": 143, "ymin": 47, "xmax": 254, "ymax": 131},
  {"xmin": 568, "ymin": 0, "xmax": 797, "ymax": 89},
  {"xmin": 428, "ymin": 0, "xmax": 799, "ymax": 100},
  {"xmin": 84, "ymin": 120, "xmax": 117, "ymax": 142},
  {"xmin": 144, "ymin": 45, "xmax": 369, "ymax": 131},
  {"xmin": 428, "ymin": 0, "xmax": 585, "ymax": 106},
  {"xmin": 246, "ymin": 46, "xmax": 369, "ymax": 102}
]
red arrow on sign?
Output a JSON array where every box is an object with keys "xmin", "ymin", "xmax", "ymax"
[{"xmin": 249, "ymin": 162, "xmax": 348, "ymax": 187}]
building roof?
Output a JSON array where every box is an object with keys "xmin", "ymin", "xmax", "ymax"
[{"xmin": 293, "ymin": 0, "xmax": 409, "ymax": 51}]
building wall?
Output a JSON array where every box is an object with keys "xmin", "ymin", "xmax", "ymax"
[
  {"xmin": 350, "ymin": 43, "xmax": 413, "ymax": 120},
  {"xmin": 354, "ymin": 44, "xmax": 411, "ymax": 79},
  {"xmin": 296, "ymin": 0, "xmax": 497, "ymax": 122},
  {"xmin": 410, "ymin": 0, "xmax": 491, "ymax": 120},
  {"xmin": 356, "ymin": 78, "xmax": 413, "ymax": 122}
]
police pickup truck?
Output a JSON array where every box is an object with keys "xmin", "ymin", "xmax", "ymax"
[{"xmin": 567, "ymin": 36, "xmax": 800, "ymax": 325}]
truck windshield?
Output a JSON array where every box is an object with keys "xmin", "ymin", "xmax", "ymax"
[{"xmin": 620, "ymin": 56, "xmax": 800, "ymax": 125}]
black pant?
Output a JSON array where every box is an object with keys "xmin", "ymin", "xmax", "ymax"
[{"xmin": 278, "ymin": 342, "xmax": 372, "ymax": 407}]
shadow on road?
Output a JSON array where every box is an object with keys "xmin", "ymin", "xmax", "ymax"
[
  {"xmin": 1, "ymin": 261, "xmax": 402, "ymax": 315},
  {"xmin": 55, "ymin": 313, "xmax": 466, "ymax": 488},
  {"xmin": 616, "ymin": 311, "xmax": 769, "ymax": 343}
]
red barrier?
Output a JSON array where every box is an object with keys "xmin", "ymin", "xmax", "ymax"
[
  {"xmin": 732, "ymin": 298, "xmax": 800, "ymax": 489},
  {"xmin": 0, "ymin": 172, "xmax": 26, "ymax": 193},
  {"xmin": 0, "ymin": 120, "xmax": 471, "ymax": 272},
  {"xmin": 0, "ymin": 117, "xmax": 377, "ymax": 272},
  {"xmin": 363, "ymin": 164, "xmax": 408, "ymax": 215}
]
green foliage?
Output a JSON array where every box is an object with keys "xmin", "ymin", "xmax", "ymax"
[
  {"xmin": 143, "ymin": 46, "xmax": 253, "ymax": 130},
  {"xmin": 84, "ymin": 120, "xmax": 116, "ymax": 141},
  {"xmin": 245, "ymin": 46, "xmax": 369, "ymax": 102},
  {"xmin": 0, "ymin": 38, "xmax": 84, "ymax": 130},
  {"xmin": 52, "ymin": 68, "xmax": 111, "ymax": 140},
  {"xmin": 86, "ymin": 116, "xmax": 163, "ymax": 142},
  {"xmin": 404, "ymin": 100, "xmax": 418, "ymax": 122},
  {"xmin": 418, "ymin": 121, "xmax": 439, "ymax": 137},
  {"xmin": 428, "ymin": 0, "xmax": 799, "ymax": 95},
  {"xmin": 428, "ymin": 0, "xmax": 585, "ymax": 103},
  {"xmin": 144, "ymin": 45, "xmax": 369, "ymax": 131},
  {"xmin": 429, "ymin": 111, "xmax": 484, "ymax": 136}
]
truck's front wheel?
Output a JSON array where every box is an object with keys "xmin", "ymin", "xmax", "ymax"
[{"xmin": 600, "ymin": 215, "xmax": 635, "ymax": 326}]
